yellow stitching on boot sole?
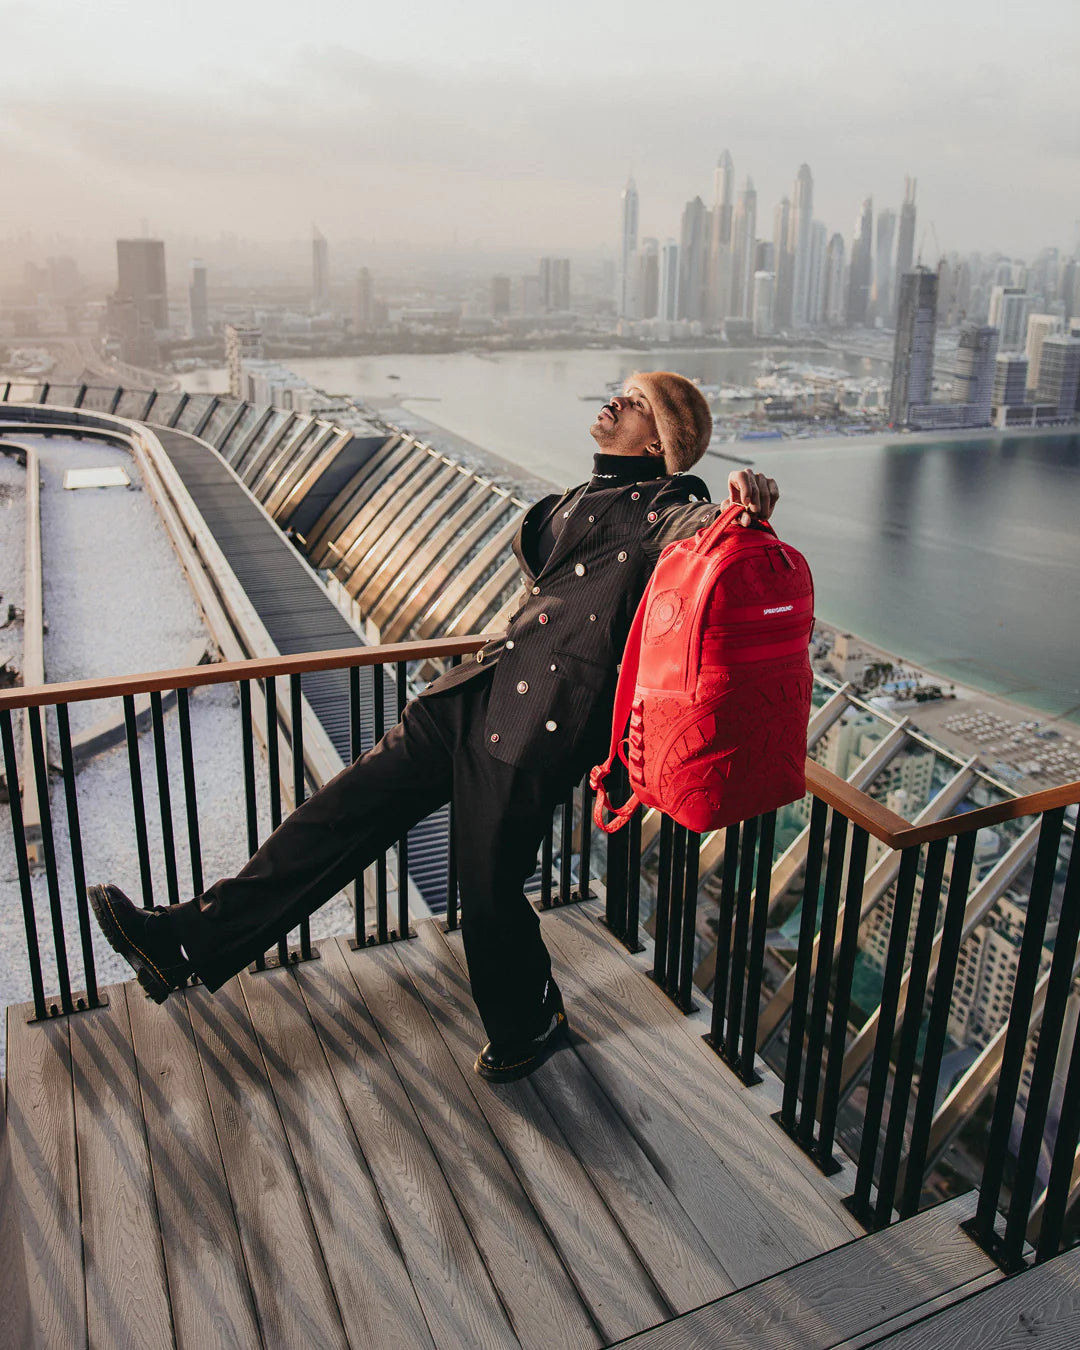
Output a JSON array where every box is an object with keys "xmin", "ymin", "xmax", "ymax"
[{"xmin": 101, "ymin": 888, "xmax": 170, "ymax": 988}]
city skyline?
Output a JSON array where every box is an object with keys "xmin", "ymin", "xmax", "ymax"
[{"xmin": 2, "ymin": 0, "xmax": 1078, "ymax": 257}]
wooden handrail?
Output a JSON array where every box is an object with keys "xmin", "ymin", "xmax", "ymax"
[
  {"xmin": 806, "ymin": 759, "xmax": 1080, "ymax": 849},
  {"xmin": 0, "ymin": 635, "xmax": 491, "ymax": 710},
  {"xmin": 2, "ymin": 642, "xmax": 1077, "ymax": 847}
]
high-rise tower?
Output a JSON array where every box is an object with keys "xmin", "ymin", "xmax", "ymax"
[
  {"xmin": 847, "ymin": 198, "xmax": 874, "ymax": 325},
  {"xmin": 773, "ymin": 197, "xmax": 793, "ymax": 328},
  {"xmin": 789, "ymin": 164, "xmax": 815, "ymax": 328},
  {"xmin": 659, "ymin": 239, "xmax": 680, "ymax": 321},
  {"xmin": 619, "ymin": 178, "xmax": 639, "ymax": 318},
  {"xmin": 873, "ymin": 208, "xmax": 897, "ymax": 321},
  {"xmin": 705, "ymin": 150, "xmax": 735, "ymax": 325},
  {"xmin": 955, "ymin": 325, "xmax": 999, "ymax": 425},
  {"xmin": 823, "ymin": 233, "xmax": 846, "ymax": 326},
  {"xmin": 889, "ymin": 267, "xmax": 939, "ymax": 425},
  {"xmin": 678, "ymin": 196, "xmax": 708, "ymax": 322},
  {"xmin": 729, "ymin": 179, "xmax": 757, "ymax": 320},
  {"xmin": 893, "ymin": 178, "xmax": 917, "ymax": 308}
]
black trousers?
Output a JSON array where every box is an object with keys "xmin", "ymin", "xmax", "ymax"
[{"xmin": 171, "ymin": 668, "xmax": 586, "ymax": 1046}]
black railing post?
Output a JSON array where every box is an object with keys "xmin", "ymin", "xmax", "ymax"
[
  {"xmin": 966, "ymin": 808, "xmax": 1065, "ymax": 1260},
  {"xmin": 875, "ymin": 836, "xmax": 949, "ymax": 1228},
  {"xmin": 262, "ymin": 676, "xmax": 289, "ymax": 968},
  {"xmin": 664, "ymin": 825, "xmax": 688, "ymax": 996},
  {"xmin": 900, "ymin": 829, "xmax": 977, "ymax": 1216},
  {"xmin": 798, "ymin": 810, "xmax": 848, "ymax": 1149},
  {"xmin": 395, "ymin": 661, "xmax": 411, "ymax": 940},
  {"xmin": 348, "ymin": 666, "xmax": 367, "ymax": 946},
  {"xmin": 372, "ymin": 665, "xmax": 389, "ymax": 943},
  {"xmin": 576, "ymin": 773, "xmax": 593, "ymax": 903},
  {"xmin": 149, "ymin": 691, "xmax": 180, "ymax": 907},
  {"xmin": 123, "ymin": 693, "xmax": 155, "ymax": 908},
  {"xmin": 108, "ymin": 386, "xmax": 124, "ymax": 414},
  {"xmin": 650, "ymin": 813, "xmax": 674, "ymax": 984},
  {"xmin": 290, "ymin": 673, "xmax": 314, "ymax": 961},
  {"xmin": 540, "ymin": 822, "xmax": 554, "ymax": 910},
  {"xmin": 676, "ymin": 831, "xmax": 700, "ymax": 1013},
  {"xmin": 559, "ymin": 793, "xmax": 574, "ymax": 905},
  {"xmin": 738, "ymin": 810, "xmax": 776, "ymax": 1084},
  {"xmin": 623, "ymin": 808, "xmax": 643, "ymax": 952},
  {"xmin": 778, "ymin": 796, "xmax": 829, "ymax": 1134},
  {"xmin": 0, "ymin": 709, "xmax": 47, "ymax": 1019},
  {"xmin": 27, "ymin": 707, "xmax": 75, "ymax": 1015},
  {"xmin": 238, "ymin": 680, "xmax": 264, "ymax": 968},
  {"xmin": 176, "ymin": 687, "xmax": 204, "ymax": 897},
  {"xmin": 445, "ymin": 655, "xmax": 461, "ymax": 930},
  {"xmin": 849, "ymin": 845, "xmax": 921, "ymax": 1227},
  {"xmin": 815, "ymin": 824, "xmax": 870, "ymax": 1173},
  {"xmin": 708, "ymin": 824, "xmax": 741, "ymax": 1054},
  {"xmin": 1001, "ymin": 820, "xmax": 1080, "ymax": 1269},
  {"xmin": 55, "ymin": 704, "xmax": 99, "ymax": 1009},
  {"xmin": 725, "ymin": 814, "xmax": 760, "ymax": 1060}
]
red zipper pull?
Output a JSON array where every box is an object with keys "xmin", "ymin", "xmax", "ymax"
[{"xmin": 774, "ymin": 544, "xmax": 795, "ymax": 570}]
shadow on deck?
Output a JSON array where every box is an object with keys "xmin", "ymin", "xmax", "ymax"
[{"xmin": 4, "ymin": 902, "xmax": 874, "ymax": 1349}]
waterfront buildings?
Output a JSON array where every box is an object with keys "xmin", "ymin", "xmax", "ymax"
[
  {"xmin": 116, "ymin": 238, "xmax": 168, "ymax": 332},
  {"xmin": 954, "ymin": 325, "xmax": 999, "ymax": 426},
  {"xmin": 188, "ymin": 259, "xmax": 209, "ymax": 340},
  {"xmin": 1035, "ymin": 334, "xmax": 1080, "ymax": 415},
  {"xmin": 490, "ymin": 274, "xmax": 511, "ymax": 319},
  {"xmin": 1025, "ymin": 313, "xmax": 1063, "ymax": 391},
  {"xmin": 888, "ymin": 267, "xmax": 938, "ymax": 426},
  {"xmin": 312, "ymin": 227, "xmax": 330, "ymax": 312},
  {"xmin": 355, "ymin": 268, "xmax": 375, "ymax": 328},
  {"xmin": 993, "ymin": 352, "xmax": 1030, "ymax": 407},
  {"xmin": 988, "ymin": 285, "xmax": 1035, "ymax": 351},
  {"xmin": 635, "ymin": 238, "xmax": 659, "ymax": 321},
  {"xmin": 618, "ymin": 178, "xmax": 638, "ymax": 319}
]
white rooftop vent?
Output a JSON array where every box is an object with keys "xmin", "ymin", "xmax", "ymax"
[{"xmin": 63, "ymin": 467, "xmax": 131, "ymax": 490}]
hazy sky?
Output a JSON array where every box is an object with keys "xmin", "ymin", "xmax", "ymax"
[{"xmin": 3, "ymin": 0, "xmax": 1078, "ymax": 259}]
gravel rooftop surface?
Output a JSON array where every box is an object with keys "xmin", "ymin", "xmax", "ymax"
[{"xmin": 1, "ymin": 434, "xmax": 353, "ymax": 1075}]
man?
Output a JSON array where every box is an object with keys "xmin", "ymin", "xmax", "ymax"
[{"xmin": 89, "ymin": 371, "xmax": 779, "ymax": 1081}]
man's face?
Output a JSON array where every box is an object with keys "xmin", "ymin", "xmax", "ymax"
[{"xmin": 589, "ymin": 381, "xmax": 661, "ymax": 457}]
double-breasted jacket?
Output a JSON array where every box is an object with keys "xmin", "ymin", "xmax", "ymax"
[{"xmin": 421, "ymin": 470, "xmax": 722, "ymax": 775}]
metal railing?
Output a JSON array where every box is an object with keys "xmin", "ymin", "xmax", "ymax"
[
  {"xmin": 601, "ymin": 756, "xmax": 1080, "ymax": 1271},
  {"xmin": 0, "ymin": 641, "xmax": 595, "ymax": 1021}
]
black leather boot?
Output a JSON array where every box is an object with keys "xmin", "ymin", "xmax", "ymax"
[
  {"xmin": 474, "ymin": 979, "xmax": 569, "ymax": 1082},
  {"xmin": 87, "ymin": 884, "xmax": 193, "ymax": 1003}
]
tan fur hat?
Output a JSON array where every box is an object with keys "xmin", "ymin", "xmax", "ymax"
[{"xmin": 631, "ymin": 370, "xmax": 713, "ymax": 473}]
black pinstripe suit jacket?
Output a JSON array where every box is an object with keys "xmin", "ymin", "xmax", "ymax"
[{"xmin": 420, "ymin": 471, "xmax": 720, "ymax": 774}]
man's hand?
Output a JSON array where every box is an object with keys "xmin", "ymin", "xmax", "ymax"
[{"xmin": 723, "ymin": 470, "xmax": 780, "ymax": 527}]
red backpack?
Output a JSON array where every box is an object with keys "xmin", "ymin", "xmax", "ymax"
[{"xmin": 591, "ymin": 499, "xmax": 814, "ymax": 834}]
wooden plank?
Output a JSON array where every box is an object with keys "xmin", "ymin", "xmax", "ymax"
[
  {"xmin": 125, "ymin": 986, "xmax": 262, "ymax": 1350},
  {"xmin": 864, "ymin": 1241, "xmax": 1080, "ymax": 1349},
  {"xmin": 399, "ymin": 920, "xmax": 670, "ymax": 1343},
  {"xmin": 184, "ymin": 977, "xmax": 349, "ymax": 1349},
  {"xmin": 562, "ymin": 902, "xmax": 864, "ymax": 1234},
  {"xmin": 235, "ymin": 964, "xmax": 436, "ymax": 1350},
  {"xmin": 436, "ymin": 932, "xmax": 732, "ymax": 1315},
  {"xmin": 336, "ymin": 936, "xmax": 599, "ymax": 1350},
  {"xmin": 3, "ymin": 1006, "xmax": 82, "ymax": 1350},
  {"xmin": 612, "ymin": 1192, "xmax": 1000, "ymax": 1349},
  {"xmin": 67, "ymin": 988, "xmax": 173, "ymax": 1350},
  {"xmin": 514, "ymin": 909, "xmax": 860, "ymax": 1256},
  {"xmin": 293, "ymin": 936, "xmax": 520, "ymax": 1350},
  {"xmin": 829, "ymin": 1270, "xmax": 1002, "ymax": 1350},
  {"xmin": 0, "ymin": 1070, "xmax": 35, "ymax": 1350}
]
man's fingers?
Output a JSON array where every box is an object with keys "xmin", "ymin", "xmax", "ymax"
[{"xmin": 727, "ymin": 470, "xmax": 779, "ymax": 525}]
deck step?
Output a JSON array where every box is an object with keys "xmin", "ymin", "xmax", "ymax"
[
  {"xmin": 862, "ymin": 1240, "xmax": 1080, "ymax": 1348},
  {"xmin": 612, "ymin": 1192, "xmax": 1000, "ymax": 1349}
]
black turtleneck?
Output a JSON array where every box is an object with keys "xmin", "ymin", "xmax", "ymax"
[{"xmin": 533, "ymin": 453, "xmax": 669, "ymax": 571}]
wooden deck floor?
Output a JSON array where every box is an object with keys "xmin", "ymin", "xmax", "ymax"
[{"xmin": 4, "ymin": 901, "xmax": 864, "ymax": 1350}]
